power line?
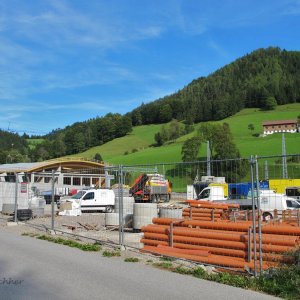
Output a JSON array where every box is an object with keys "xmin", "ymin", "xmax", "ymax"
[{"xmin": 0, "ymin": 127, "xmax": 48, "ymax": 135}]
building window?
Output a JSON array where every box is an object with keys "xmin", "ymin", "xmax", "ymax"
[
  {"xmin": 92, "ymin": 177, "xmax": 99, "ymax": 185},
  {"xmin": 82, "ymin": 178, "xmax": 91, "ymax": 186},
  {"xmin": 44, "ymin": 177, "xmax": 51, "ymax": 183},
  {"xmin": 73, "ymin": 177, "xmax": 81, "ymax": 186},
  {"xmin": 63, "ymin": 177, "xmax": 71, "ymax": 185}
]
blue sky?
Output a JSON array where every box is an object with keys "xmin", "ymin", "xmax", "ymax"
[{"xmin": 0, "ymin": 0, "xmax": 299, "ymax": 135}]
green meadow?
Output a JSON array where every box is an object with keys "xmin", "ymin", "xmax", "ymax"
[{"xmin": 73, "ymin": 103, "xmax": 300, "ymax": 165}]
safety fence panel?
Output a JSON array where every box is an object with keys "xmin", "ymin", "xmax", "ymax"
[{"xmin": 1, "ymin": 155, "xmax": 299, "ymax": 276}]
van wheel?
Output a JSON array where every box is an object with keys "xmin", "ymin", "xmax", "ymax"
[
  {"xmin": 262, "ymin": 212, "xmax": 273, "ymax": 221},
  {"xmin": 105, "ymin": 206, "xmax": 113, "ymax": 213}
]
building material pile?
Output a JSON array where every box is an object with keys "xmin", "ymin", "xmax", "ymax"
[
  {"xmin": 183, "ymin": 200, "xmax": 240, "ymax": 221},
  {"xmin": 141, "ymin": 217, "xmax": 300, "ymax": 272}
]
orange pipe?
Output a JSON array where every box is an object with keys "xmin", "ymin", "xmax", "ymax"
[
  {"xmin": 142, "ymin": 224, "xmax": 300, "ymax": 243},
  {"xmin": 140, "ymin": 239, "xmax": 294, "ymax": 263},
  {"xmin": 143, "ymin": 232, "xmax": 247, "ymax": 250},
  {"xmin": 143, "ymin": 232, "xmax": 294, "ymax": 254},
  {"xmin": 152, "ymin": 218, "xmax": 300, "ymax": 235},
  {"xmin": 182, "ymin": 212, "xmax": 222, "ymax": 217},
  {"xmin": 154, "ymin": 245, "xmax": 291, "ymax": 263},
  {"xmin": 142, "ymin": 225, "xmax": 298, "ymax": 246},
  {"xmin": 141, "ymin": 238, "xmax": 246, "ymax": 257},
  {"xmin": 156, "ymin": 245, "xmax": 210, "ymax": 257},
  {"xmin": 142, "ymin": 245, "xmax": 267, "ymax": 270},
  {"xmin": 183, "ymin": 207, "xmax": 224, "ymax": 213},
  {"xmin": 183, "ymin": 217, "xmax": 221, "ymax": 221},
  {"xmin": 141, "ymin": 224, "xmax": 245, "ymax": 235},
  {"xmin": 186, "ymin": 200, "xmax": 240, "ymax": 209}
]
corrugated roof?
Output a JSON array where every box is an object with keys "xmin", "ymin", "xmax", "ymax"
[
  {"xmin": 0, "ymin": 162, "xmax": 42, "ymax": 172},
  {"xmin": 0, "ymin": 158, "xmax": 106, "ymax": 173},
  {"xmin": 262, "ymin": 120, "xmax": 297, "ymax": 126}
]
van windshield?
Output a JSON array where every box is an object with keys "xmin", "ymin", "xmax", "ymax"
[
  {"xmin": 71, "ymin": 191, "xmax": 86, "ymax": 199},
  {"xmin": 286, "ymin": 200, "xmax": 300, "ymax": 208}
]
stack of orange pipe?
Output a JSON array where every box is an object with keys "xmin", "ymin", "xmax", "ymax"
[
  {"xmin": 140, "ymin": 217, "xmax": 300, "ymax": 271},
  {"xmin": 152, "ymin": 218, "xmax": 300, "ymax": 235},
  {"xmin": 185, "ymin": 200, "xmax": 240, "ymax": 209},
  {"xmin": 141, "ymin": 245, "xmax": 270, "ymax": 271},
  {"xmin": 183, "ymin": 207, "xmax": 224, "ymax": 221}
]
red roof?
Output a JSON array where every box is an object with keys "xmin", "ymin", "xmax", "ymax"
[{"xmin": 262, "ymin": 120, "xmax": 297, "ymax": 126}]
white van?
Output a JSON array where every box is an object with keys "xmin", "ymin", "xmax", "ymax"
[{"xmin": 61, "ymin": 189, "xmax": 115, "ymax": 212}]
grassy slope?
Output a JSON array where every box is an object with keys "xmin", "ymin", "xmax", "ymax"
[
  {"xmin": 72, "ymin": 124, "xmax": 162, "ymax": 161},
  {"xmin": 72, "ymin": 103, "xmax": 300, "ymax": 164}
]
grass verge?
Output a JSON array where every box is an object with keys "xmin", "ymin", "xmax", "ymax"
[
  {"xmin": 152, "ymin": 261, "xmax": 300, "ymax": 299},
  {"xmin": 35, "ymin": 234, "xmax": 101, "ymax": 251}
]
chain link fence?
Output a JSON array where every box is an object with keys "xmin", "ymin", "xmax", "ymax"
[{"xmin": 0, "ymin": 154, "xmax": 299, "ymax": 275}]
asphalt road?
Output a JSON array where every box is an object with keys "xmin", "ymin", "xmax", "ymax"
[{"xmin": 0, "ymin": 230, "xmax": 278, "ymax": 300}]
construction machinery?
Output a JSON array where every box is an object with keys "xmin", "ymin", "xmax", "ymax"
[{"xmin": 129, "ymin": 173, "xmax": 171, "ymax": 203}]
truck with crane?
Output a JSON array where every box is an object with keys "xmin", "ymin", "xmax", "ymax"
[{"xmin": 129, "ymin": 173, "xmax": 171, "ymax": 203}]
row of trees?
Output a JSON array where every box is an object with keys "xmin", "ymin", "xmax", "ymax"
[
  {"xmin": 154, "ymin": 119, "xmax": 194, "ymax": 146},
  {"xmin": 0, "ymin": 130, "xmax": 29, "ymax": 164},
  {"xmin": 0, "ymin": 113, "xmax": 132, "ymax": 163},
  {"xmin": 30, "ymin": 113, "xmax": 132, "ymax": 161},
  {"xmin": 127, "ymin": 47, "xmax": 300, "ymax": 126},
  {"xmin": 181, "ymin": 123, "xmax": 248, "ymax": 182}
]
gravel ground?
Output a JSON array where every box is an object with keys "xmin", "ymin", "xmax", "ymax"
[
  {"xmin": 0, "ymin": 214, "xmax": 200, "ymax": 271},
  {"xmin": 0, "ymin": 197, "xmax": 194, "ymax": 271},
  {"xmin": 0, "ymin": 196, "xmax": 195, "ymax": 270}
]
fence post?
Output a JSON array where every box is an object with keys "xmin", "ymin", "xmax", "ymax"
[
  {"xmin": 250, "ymin": 155, "xmax": 257, "ymax": 276},
  {"xmin": 255, "ymin": 156, "xmax": 263, "ymax": 275},
  {"xmin": 169, "ymin": 222, "xmax": 174, "ymax": 247},
  {"xmin": 51, "ymin": 170, "xmax": 55, "ymax": 231},
  {"xmin": 14, "ymin": 172, "xmax": 18, "ymax": 222},
  {"xmin": 118, "ymin": 165, "xmax": 124, "ymax": 247},
  {"xmin": 247, "ymin": 226, "xmax": 252, "ymax": 263}
]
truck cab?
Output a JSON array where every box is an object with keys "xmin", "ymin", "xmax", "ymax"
[
  {"xmin": 197, "ymin": 186, "xmax": 227, "ymax": 201},
  {"xmin": 285, "ymin": 186, "xmax": 300, "ymax": 201}
]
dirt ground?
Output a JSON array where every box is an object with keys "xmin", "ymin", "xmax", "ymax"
[{"xmin": 0, "ymin": 213, "xmax": 202, "ymax": 271}]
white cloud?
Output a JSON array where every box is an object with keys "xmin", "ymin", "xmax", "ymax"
[
  {"xmin": 208, "ymin": 41, "xmax": 229, "ymax": 59},
  {"xmin": 282, "ymin": 0, "xmax": 300, "ymax": 15}
]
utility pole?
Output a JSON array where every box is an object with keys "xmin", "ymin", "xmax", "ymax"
[{"xmin": 282, "ymin": 133, "xmax": 288, "ymax": 179}]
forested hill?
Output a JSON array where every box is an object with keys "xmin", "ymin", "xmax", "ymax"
[
  {"xmin": 1, "ymin": 47, "xmax": 300, "ymax": 163},
  {"xmin": 0, "ymin": 130, "xmax": 28, "ymax": 163},
  {"xmin": 127, "ymin": 47, "xmax": 300, "ymax": 125}
]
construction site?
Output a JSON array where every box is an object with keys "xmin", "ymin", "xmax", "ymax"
[{"xmin": 0, "ymin": 154, "xmax": 300, "ymax": 277}]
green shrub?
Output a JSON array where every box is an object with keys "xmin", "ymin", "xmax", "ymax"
[
  {"xmin": 174, "ymin": 266, "xmax": 192, "ymax": 275},
  {"xmin": 124, "ymin": 257, "xmax": 139, "ymax": 263},
  {"xmin": 192, "ymin": 267, "xmax": 207, "ymax": 279},
  {"xmin": 254, "ymin": 266, "xmax": 300, "ymax": 299},
  {"xmin": 102, "ymin": 250, "xmax": 121, "ymax": 257},
  {"xmin": 153, "ymin": 262, "xmax": 173, "ymax": 269}
]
